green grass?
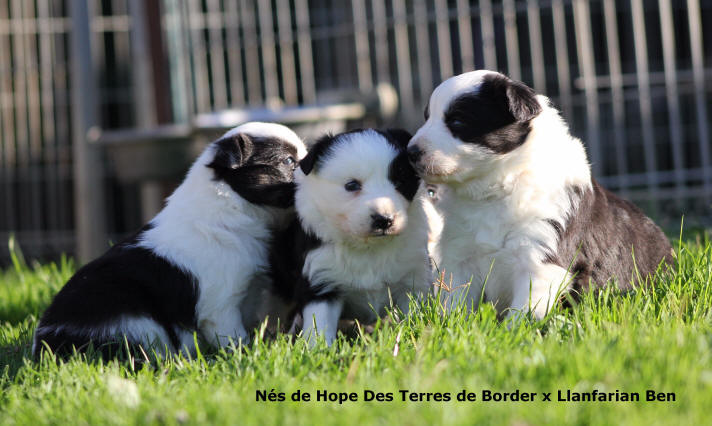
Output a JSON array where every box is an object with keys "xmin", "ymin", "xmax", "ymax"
[{"xmin": 1, "ymin": 231, "xmax": 711, "ymax": 425}]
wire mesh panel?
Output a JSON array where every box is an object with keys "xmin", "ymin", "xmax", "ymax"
[
  {"xmin": 0, "ymin": 0, "xmax": 136, "ymax": 263},
  {"xmin": 160, "ymin": 1, "xmax": 712, "ymax": 211},
  {"xmin": 0, "ymin": 0, "xmax": 711, "ymax": 263}
]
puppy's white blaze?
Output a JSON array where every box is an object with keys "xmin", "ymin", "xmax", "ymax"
[
  {"xmin": 425, "ymin": 70, "xmax": 497, "ymax": 118},
  {"xmin": 224, "ymin": 121, "xmax": 307, "ymax": 159}
]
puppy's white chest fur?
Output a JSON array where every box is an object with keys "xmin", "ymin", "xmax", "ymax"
[
  {"xmin": 437, "ymin": 187, "xmax": 562, "ymax": 308},
  {"xmin": 306, "ymin": 218, "xmax": 429, "ymax": 320}
]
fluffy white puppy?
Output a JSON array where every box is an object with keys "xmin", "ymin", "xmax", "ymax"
[
  {"xmin": 33, "ymin": 122, "xmax": 306, "ymax": 357},
  {"xmin": 408, "ymin": 70, "xmax": 673, "ymax": 318},
  {"xmin": 269, "ymin": 129, "xmax": 433, "ymax": 345}
]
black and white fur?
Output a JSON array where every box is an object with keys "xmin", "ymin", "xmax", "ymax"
[
  {"xmin": 408, "ymin": 70, "xmax": 673, "ymax": 318},
  {"xmin": 33, "ymin": 122, "xmax": 307, "ymax": 357},
  {"xmin": 269, "ymin": 129, "xmax": 432, "ymax": 345}
]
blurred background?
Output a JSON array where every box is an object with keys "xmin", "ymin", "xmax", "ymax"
[{"xmin": 0, "ymin": 0, "xmax": 711, "ymax": 265}]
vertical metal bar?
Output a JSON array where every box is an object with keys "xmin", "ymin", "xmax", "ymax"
[
  {"xmin": 187, "ymin": 0, "xmax": 210, "ymax": 111},
  {"xmin": 9, "ymin": 0, "xmax": 25, "ymax": 165},
  {"xmin": 602, "ymin": 0, "xmax": 629, "ymax": 194},
  {"xmin": 393, "ymin": 0, "xmax": 413, "ymax": 113},
  {"xmin": 456, "ymin": 0, "xmax": 474, "ymax": 72},
  {"xmin": 331, "ymin": 3, "xmax": 351, "ymax": 92},
  {"xmin": 413, "ymin": 0, "xmax": 432, "ymax": 104},
  {"xmin": 479, "ymin": 0, "xmax": 496, "ymax": 71},
  {"xmin": 52, "ymin": 0, "xmax": 72, "ymax": 233},
  {"xmin": 10, "ymin": 0, "xmax": 29, "ymax": 234},
  {"xmin": 240, "ymin": 0, "xmax": 263, "ymax": 104},
  {"xmin": 630, "ymin": 0, "xmax": 658, "ymax": 197},
  {"xmin": 551, "ymin": 0, "xmax": 572, "ymax": 118},
  {"xmin": 128, "ymin": 0, "xmax": 157, "ymax": 126},
  {"xmin": 312, "ymin": 2, "xmax": 331, "ymax": 90},
  {"xmin": 277, "ymin": 0, "xmax": 298, "ymax": 105},
  {"xmin": 295, "ymin": 0, "xmax": 316, "ymax": 103},
  {"xmin": 206, "ymin": 0, "xmax": 227, "ymax": 109},
  {"xmin": 37, "ymin": 0, "xmax": 60, "ymax": 233},
  {"xmin": 145, "ymin": 0, "xmax": 171, "ymax": 124},
  {"xmin": 23, "ymin": 0, "xmax": 43, "ymax": 242},
  {"xmin": 434, "ymin": 0, "xmax": 452, "ymax": 79},
  {"xmin": 257, "ymin": 0, "xmax": 279, "ymax": 103},
  {"xmin": 0, "ymin": 0, "xmax": 14, "ymax": 231},
  {"xmin": 163, "ymin": 0, "xmax": 186, "ymax": 121},
  {"xmin": 179, "ymin": 0, "xmax": 196, "ymax": 119},
  {"xmin": 130, "ymin": 0, "xmax": 163, "ymax": 221},
  {"xmin": 0, "ymin": 77, "xmax": 4, "ymax": 231},
  {"xmin": 351, "ymin": 0, "xmax": 372, "ymax": 91},
  {"xmin": 69, "ymin": 0, "xmax": 108, "ymax": 261},
  {"xmin": 112, "ymin": 0, "xmax": 133, "ymax": 126},
  {"xmin": 224, "ymin": 0, "xmax": 245, "ymax": 106},
  {"xmin": 371, "ymin": 0, "xmax": 390, "ymax": 84},
  {"xmin": 658, "ymin": 0, "xmax": 685, "ymax": 202},
  {"xmin": 24, "ymin": 0, "xmax": 41, "ymax": 160},
  {"xmin": 572, "ymin": 0, "xmax": 601, "ymax": 177},
  {"xmin": 687, "ymin": 0, "xmax": 711, "ymax": 199},
  {"xmin": 526, "ymin": 0, "xmax": 546, "ymax": 93},
  {"xmin": 502, "ymin": 0, "xmax": 520, "ymax": 81}
]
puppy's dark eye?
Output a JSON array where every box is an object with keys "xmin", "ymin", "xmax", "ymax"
[
  {"xmin": 449, "ymin": 118, "xmax": 465, "ymax": 128},
  {"xmin": 282, "ymin": 156, "xmax": 296, "ymax": 166},
  {"xmin": 344, "ymin": 179, "xmax": 362, "ymax": 192},
  {"xmin": 427, "ymin": 188, "xmax": 436, "ymax": 198}
]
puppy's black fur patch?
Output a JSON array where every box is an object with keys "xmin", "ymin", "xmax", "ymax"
[
  {"xmin": 268, "ymin": 219, "xmax": 339, "ymax": 324},
  {"xmin": 298, "ymin": 132, "xmax": 344, "ymax": 175},
  {"xmin": 377, "ymin": 129, "xmax": 421, "ymax": 201},
  {"xmin": 444, "ymin": 73, "xmax": 541, "ymax": 154},
  {"xmin": 33, "ymin": 224, "xmax": 199, "ymax": 358},
  {"xmin": 545, "ymin": 180, "xmax": 674, "ymax": 296},
  {"xmin": 208, "ymin": 133, "xmax": 299, "ymax": 208}
]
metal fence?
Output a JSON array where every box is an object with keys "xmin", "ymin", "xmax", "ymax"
[
  {"xmin": 0, "ymin": 0, "xmax": 137, "ymax": 263},
  {"xmin": 1, "ymin": 0, "xmax": 711, "ymax": 263}
]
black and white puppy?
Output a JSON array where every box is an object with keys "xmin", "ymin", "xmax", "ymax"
[
  {"xmin": 408, "ymin": 70, "xmax": 673, "ymax": 318},
  {"xmin": 33, "ymin": 122, "xmax": 307, "ymax": 357},
  {"xmin": 269, "ymin": 129, "xmax": 432, "ymax": 345}
]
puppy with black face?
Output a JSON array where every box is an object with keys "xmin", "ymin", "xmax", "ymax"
[
  {"xmin": 408, "ymin": 70, "xmax": 673, "ymax": 318},
  {"xmin": 33, "ymin": 122, "xmax": 306, "ymax": 357},
  {"xmin": 269, "ymin": 129, "xmax": 432, "ymax": 346}
]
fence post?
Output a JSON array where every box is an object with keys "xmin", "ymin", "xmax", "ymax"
[
  {"xmin": 69, "ymin": 0, "xmax": 107, "ymax": 262},
  {"xmin": 128, "ymin": 0, "xmax": 164, "ymax": 222}
]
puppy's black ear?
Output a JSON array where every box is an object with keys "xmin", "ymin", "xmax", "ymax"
[
  {"xmin": 298, "ymin": 148, "xmax": 318, "ymax": 175},
  {"xmin": 207, "ymin": 133, "xmax": 254, "ymax": 170},
  {"xmin": 299, "ymin": 133, "xmax": 335, "ymax": 175},
  {"xmin": 504, "ymin": 79, "xmax": 541, "ymax": 122},
  {"xmin": 382, "ymin": 128, "xmax": 413, "ymax": 150}
]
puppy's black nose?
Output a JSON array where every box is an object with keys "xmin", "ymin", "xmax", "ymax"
[
  {"xmin": 371, "ymin": 213, "xmax": 394, "ymax": 231},
  {"xmin": 407, "ymin": 144, "xmax": 422, "ymax": 163}
]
